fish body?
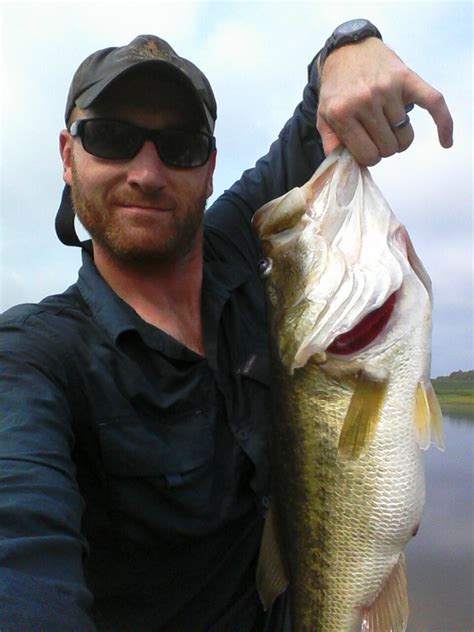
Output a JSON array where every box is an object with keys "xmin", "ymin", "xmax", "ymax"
[{"xmin": 253, "ymin": 147, "xmax": 443, "ymax": 632}]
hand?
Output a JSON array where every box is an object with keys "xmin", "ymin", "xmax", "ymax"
[{"xmin": 316, "ymin": 37, "xmax": 454, "ymax": 166}]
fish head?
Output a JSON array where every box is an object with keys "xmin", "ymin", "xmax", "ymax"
[
  {"xmin": 253, "ymin": 183, "xmax": 333, "ymax": 369},
  {"xmin": 252, "ymin": 147, "xmax": 433, "ymax": 375}
]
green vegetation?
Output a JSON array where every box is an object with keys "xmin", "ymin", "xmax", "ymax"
[{"xmin": 432, "ymin": 370, "xmax": 474, "ymax": 417}]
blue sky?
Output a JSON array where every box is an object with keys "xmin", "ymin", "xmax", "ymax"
[{"xmin": 1, "ymin": 0, "xmax": 472, "ymax": 377}]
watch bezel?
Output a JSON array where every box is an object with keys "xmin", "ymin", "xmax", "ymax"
[{"xmin": 323, "ymin": 19, "xmax": 382, "ymax": 63}]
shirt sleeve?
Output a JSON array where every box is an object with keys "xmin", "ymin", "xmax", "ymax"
[
  {"xmin": 0, "ymin": 309, "xmax": 96, "ymax": 631},
  {"xmin": 204, "ymin": 55, "xmax": 325, "ymax": 256}
]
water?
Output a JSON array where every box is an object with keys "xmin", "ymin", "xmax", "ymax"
[{"xmin": 406, "ymin": 414, "xmax": 474, "ymax": 632}]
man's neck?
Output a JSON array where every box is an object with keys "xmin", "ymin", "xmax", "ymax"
[{"xmin": 93, "ymin": 242, "xmax": 206, "ymax": 355}]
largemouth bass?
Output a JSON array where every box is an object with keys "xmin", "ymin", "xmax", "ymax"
[{"xmin": 253, "ymin": 147, "xmax": 444, "ymax": 632}]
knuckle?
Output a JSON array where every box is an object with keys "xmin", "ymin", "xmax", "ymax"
[
  {"xmin": 398, "ymin": 65, "xmax": 412, "ymax": 84},
  {"xmin": 349, "ymin": 85, "xmax": 378, "ymax": 113},
  {"xmin": 356, "ymin": 84, "xmax": 375, "ymax": 106},
  {"xmin": 325, "ymin": 97, "xmax": 352, "ymax": 123},
  {"xmin": 372, "ymin": 80, "xmax": 394, "ymax": 100},
  {"xmin": 428, "ymin": 89, "xmax": 445, "ymax": 109},
  {"xmin": 325, "ymin": 83, "xmax": 372, "ymax": 116}
]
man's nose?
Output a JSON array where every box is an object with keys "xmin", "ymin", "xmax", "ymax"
[{"xmin": 126, "ymin": 140, "xmax": 168, "ymax": 191}]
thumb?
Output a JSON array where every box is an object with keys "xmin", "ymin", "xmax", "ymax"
[{"xmin": 317, "ymin": 116, "xmax": 341, "ymax": 156}]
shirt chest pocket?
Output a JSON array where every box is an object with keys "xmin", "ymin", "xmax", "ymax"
[{"xmin": 97, "ymin": 409, "xmax": 214, "ymax": 536}]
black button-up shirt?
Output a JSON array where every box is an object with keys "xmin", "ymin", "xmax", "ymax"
[{"xmin": 0, "ymin": 61, "xmax": 324, "ymax": 631}]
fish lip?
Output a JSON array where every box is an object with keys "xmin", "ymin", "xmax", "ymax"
[{"xmin": 326, "ymin": 292, "xmax": 397, "ymax": 356}]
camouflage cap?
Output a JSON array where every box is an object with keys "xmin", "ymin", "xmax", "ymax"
[{"xmin": 65, "ymin": 34, "xmax": 217, "ymax": 132}]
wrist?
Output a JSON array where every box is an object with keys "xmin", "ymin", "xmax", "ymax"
[{"xmin": 315, "ymin": 19, "xmax": 382, "ymax": 77}]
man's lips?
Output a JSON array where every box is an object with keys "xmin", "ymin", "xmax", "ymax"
[
  {"xmin": 114, "ymin": 201, "xmax": 175, "ymax": 213},
  {"xmin": 125, "ymin": 204, "xmax": 172, "ymax": 211}
]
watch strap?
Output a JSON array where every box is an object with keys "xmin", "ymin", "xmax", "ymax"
[{"xmin": 315, "ymin": 20, "xmax": 382, "ymax": 78}]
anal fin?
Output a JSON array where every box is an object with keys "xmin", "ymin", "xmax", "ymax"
[
  {"xmin": 256, "ymin": 504, "xmax": 289, "ymax": 611},
  {"xmin": 338, "ymin": 372, "xmax": 388, "ymax": 459},
  {"xmin": 361, "ymin": 553, "xmax": 409, "ymax": 632}
]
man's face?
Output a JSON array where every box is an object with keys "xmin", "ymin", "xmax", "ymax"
[{"xmin": 60, "ymin": 75, "xmax": 216, "ymax": 267}]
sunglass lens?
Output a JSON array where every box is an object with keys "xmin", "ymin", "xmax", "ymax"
[
  {"xmin": 83, "ymin": 120, "xmax": 142, "ymax": 160},
  {"xmin": 157, "ymin": 131, "xmax": 210, "ymax": 168}
]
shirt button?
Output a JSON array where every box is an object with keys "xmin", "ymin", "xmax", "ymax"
[{"xmin": 238, "ymin": 429, "xmax": 249, "ymax": 441}]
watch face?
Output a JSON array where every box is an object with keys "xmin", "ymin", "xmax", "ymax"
[{"xmin": 337, "ymin": 19, "xmax": 368, "ymax": 35}]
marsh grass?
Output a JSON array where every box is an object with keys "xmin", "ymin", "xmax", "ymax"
[{"xmin": 432, "ymin": 370, "xmax": 474, "ymax": 419}]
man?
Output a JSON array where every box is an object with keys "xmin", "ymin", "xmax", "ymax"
[{"xmin": 0, "ymin": 23, "xmax": 452, "ymax": 631}]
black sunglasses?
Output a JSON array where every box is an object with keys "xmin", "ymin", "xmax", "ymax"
[{"xmin": 69, "ymin": 118, "xmax": 215, "ymax": 168}]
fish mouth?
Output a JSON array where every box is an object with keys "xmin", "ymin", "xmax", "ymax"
[{"xmin": 326, "ymin": 292, "xmax": 397, "ymax": 355}]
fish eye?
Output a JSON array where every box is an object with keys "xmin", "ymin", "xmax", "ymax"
[{"xmin": 257, "ymin": 258, "xmax": 273, "ymax": 278}]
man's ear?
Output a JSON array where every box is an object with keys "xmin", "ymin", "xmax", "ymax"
[{"xmin": 59, "ymin": 129, "xmax": 74, "ymax": 186}]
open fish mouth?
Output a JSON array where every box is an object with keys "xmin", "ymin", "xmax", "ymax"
[{"xmin": 327, "ymin": 292, "xmax": 397, "ymax": 355}]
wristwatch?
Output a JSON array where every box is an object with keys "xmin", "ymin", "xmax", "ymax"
[{"xmin": 317, "ymin": 19, "xmax": 382, "ymax": 71}]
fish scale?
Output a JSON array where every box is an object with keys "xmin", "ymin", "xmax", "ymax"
[
  {"xmin": 253, "ymin": 147, "xmax": 443, "ymax": 631},
  {"xmin": 273, "ymin": 356, "xmax": 423, "ymax": 631}
]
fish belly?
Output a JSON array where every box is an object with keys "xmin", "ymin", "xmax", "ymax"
[{"xmin": 272, "ymin": 361, "xmax": 425, "ymax": 632}]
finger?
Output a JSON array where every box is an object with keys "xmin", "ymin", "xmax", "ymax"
[
  {"xmin": 316, "ymin": 114, "xmax": 341, "ymax": 156},
  {"xmin": 392, "ymin": 122, "xmax": 415, "ymax": 153},
  {"xmin": 403, "ymin": 70, "xmax": 454, "ymax": 147},
  {"xmin": 330, "ymin": 121, "xmax": 381, "ymax": 167},
  {"xmin": 356, "ymin": 104, "xmax": 400, "ymax": 158},
  {"xmin": 383, "ymin": 103, "xmax": 415, "ymax": 153},
  {"xmin": 319, "ymin": 104, "xmax": 413, "ymax": 163},
  {"xmin": 317, "ymin": 106, "xmax": 382, "ymax": 166}
]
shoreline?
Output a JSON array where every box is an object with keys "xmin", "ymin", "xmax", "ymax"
[
  {"xmin": 431, "ymin": 370, "xmax": 473, "ymax": 420},
  {"xmin": 437, "ymin": 396, "xmax": 474, "ymax": 419},
  {"xmin": 440, "ymin": 403, "xmax": 474, "ymax": 419}
]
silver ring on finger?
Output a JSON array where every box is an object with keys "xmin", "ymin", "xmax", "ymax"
[
  {"xmin": 391, "ymin": 114, "xmax": 411, "ymax": 130},
  {"xmin": 391, "ymin": 103, "xmax": 415, "ymax": 130}
]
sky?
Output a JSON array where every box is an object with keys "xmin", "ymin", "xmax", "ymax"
[{"xmin": 0, "ymin": 0, "xmax": 472, "ymax": 377}]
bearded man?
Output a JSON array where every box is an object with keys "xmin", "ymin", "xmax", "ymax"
[{"xmin": 0, "ymin": 23, "xmax": 452, "ymax": 632}]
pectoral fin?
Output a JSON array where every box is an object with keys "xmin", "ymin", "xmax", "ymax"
[
  {"xmin": 338, "ymin": 373, "xmax": 388, "ymax": 459},
  {"xmin": 360, "ymin": 553, "xmax": 409, "ymax": 632},
  {"xmin": 415, "ymin": 380, "xmax": 444, "ymax": 450},
  {"xmin": 256, "ymin": 505, "xmax": 289, "ymax": 610}
]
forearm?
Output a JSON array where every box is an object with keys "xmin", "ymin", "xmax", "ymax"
[
  {"xmin": 0, "ymin": 314, "xmax": 96, "ymax": 630},
  {"xmin": 0, "ymin": 570, "xmax": 95, "ymax": 632}
]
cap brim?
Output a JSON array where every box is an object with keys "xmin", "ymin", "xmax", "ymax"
[{"xmin": 74, "ymin": 59, "xmax": 214, "ymax": 132}]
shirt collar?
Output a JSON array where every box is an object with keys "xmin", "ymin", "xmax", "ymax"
[
  {"xmin": 77, "ymin": 249, "xmax": 144, "ymax": 344},
  {"xmin": 76, "ymin": 247, "xmax": 252, "ymax": 354}
]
